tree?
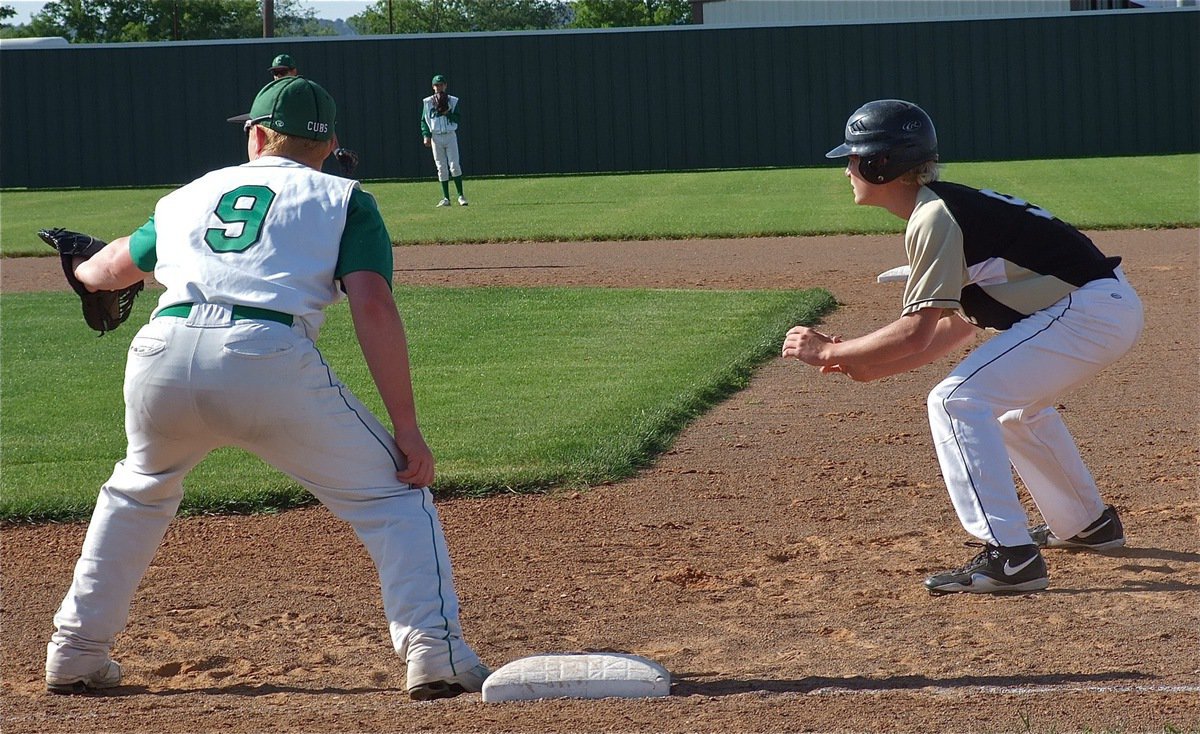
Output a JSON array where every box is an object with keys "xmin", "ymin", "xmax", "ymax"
[
  {"xmin": 0, "ymin": 3, "xmax": 24, "ymax": 38},
  {"xmin": 349, "ymin": 0, "xmax": 465, "ymax": 34},
  {"xmin": 468, "ymin": 0, "xmax": 570, "ymax": 31},
  {"xmin": 349, "ymin": 0, "xmax": 568, "ymax": 35},
  {"xmin": 24, "ymin": 0, "xmax": 325, "ymax": 43},
  {"xmin": 569, "ymin": 0, "xmax": 691, "ymax": 28},
  {"xmin": 0, "ymin": 3, "xmax": 35, "ymax": 38}
]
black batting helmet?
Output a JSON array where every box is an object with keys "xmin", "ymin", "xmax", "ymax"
[{"xmin": 826, "ymin": 99, "xmax": 937, "ymax": 184}]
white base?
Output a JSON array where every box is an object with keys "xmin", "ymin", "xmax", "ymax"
[
  {"xmin": 481, "ymin": 653, "xmax": 671, "ymax": 702},
  {"xmin": 877, "ymin": 264, "xmax": 911, "ymax": 283}
]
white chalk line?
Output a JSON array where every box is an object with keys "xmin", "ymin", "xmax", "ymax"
[{"xmin": 802, "ymin": 682, "xmax": 1200, "ymax": 696}]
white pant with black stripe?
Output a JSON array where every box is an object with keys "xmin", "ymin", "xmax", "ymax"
[
  {"xmin": 430, "ymin": 131, "xmax": 461, "ymax": 182},
  {"xmin": 928, "ymin": 270, "xmax": 1143, "ymax": 547},
  {"xmin": 47, "ymin": 305, "xmax": 481, "ymax": 684}
]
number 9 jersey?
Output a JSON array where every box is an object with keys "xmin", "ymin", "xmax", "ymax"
[
  {"xmin": 128, "ymin": 156, "xmax": 393, "ymax": 338},
  {"xmin": 901, "ymin": 181, "xmax": 1123, "ymax": 330}
]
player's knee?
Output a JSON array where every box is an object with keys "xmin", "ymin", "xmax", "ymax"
[
  {"xmin": 927, "ymin": 378, "xmax": 957, "ymax": 414},
  {"xmin": 100, "ymin": 481, "xmax": 183, "ymax": 517},
  {"xmin": 927, "ymin": 377, "xmax": 978, "ymax": 420}
]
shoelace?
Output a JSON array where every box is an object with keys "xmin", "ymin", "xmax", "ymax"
[{"xmin": 953, "ymin": 541, "xmax": 999, "ymax": 572}]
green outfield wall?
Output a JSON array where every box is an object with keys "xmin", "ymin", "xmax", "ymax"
[{"xmin": 1, "ymin": 8, "xmax": 1196, "ymax": 189}]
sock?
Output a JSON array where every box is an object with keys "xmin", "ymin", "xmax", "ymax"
[
  {"xmin": 453, "ymin": 176, "xmax": 464, "ymax": 196},
  {"xmin": 441, "ymin": 180, "xmax": 450, "ymax": 199}
]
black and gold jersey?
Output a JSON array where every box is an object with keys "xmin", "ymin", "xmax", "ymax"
[{"xmin": 902, "ymin": 181, "xmax": 1120, "ymax": 330}]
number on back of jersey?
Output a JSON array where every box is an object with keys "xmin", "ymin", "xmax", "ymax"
[{"xmin": 979, "ymin": 189, "xmax": 1055, "ymax": 220}]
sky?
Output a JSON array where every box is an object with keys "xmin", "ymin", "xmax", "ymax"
[{"xmin": 6, "ymin": 1, "xmax": 379, "ymax": 25}]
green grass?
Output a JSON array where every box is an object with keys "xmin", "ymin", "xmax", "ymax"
[
  {"xmin": 2, "ymin": 155, "xmax": 1195, "ymax": 256},
  {"xmin": 2, "ymin": 155, "xmax": 1193, "ymax": 522},
  {"xmin": 0, "ymin": 286, "xmax": 835, "ymax": 523}
]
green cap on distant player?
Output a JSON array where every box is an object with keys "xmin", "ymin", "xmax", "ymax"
[
  {"xmin": 230, "ymin": 77, "xmax": 336, "ymax": 142},
  {"xmin": 432, "ymin": 74, "xmax": 446, "ymax": 84},
  {"xmin": 269, "ymin": 53, "xmax": 296, "ymax": 71}
]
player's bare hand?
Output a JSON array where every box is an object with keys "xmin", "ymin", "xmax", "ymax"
[
  {"xmin": 781, "ymin": 326, "xmax": 840, "ymax": 366},
  {"xmin": 423, "ymin": 138, "xmax": 432, "ymax": 148},
  {"xmin": 394, "ymin": 425, "xmax": 435, "ymax": 488}
]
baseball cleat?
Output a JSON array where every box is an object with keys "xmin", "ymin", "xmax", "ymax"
[
  {"xmin": 1029, "ymin": 505, "xmax": 1125, "ymax": 551},
  {"xmin": 457, "ymin": 195, "xmax": 469, "ymax": 206},
  {"xmin": 925, "ymin": 543, "xmax": 1048, "ymax": 595},
  {"xmin": 46, "ymin": 660, "xmax": 122, "ymax": 695},
  {"xmin": 408, "ymin": 663, "xmax": 490, "ymax": 701},
  {"xmin": 436, "ymin": 198, "xmax": 451, "ymax": 207}
]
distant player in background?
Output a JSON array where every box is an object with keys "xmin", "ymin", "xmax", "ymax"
[
  {"xmin": 44, "ymin": 76, "xmax": 489, "ymax": 700},
  {"xmin": 257, "ymin": 54, "xmax": 359, "ymax": 178},
  {"xmin": 421, "ymin": 74, "xmax": 468, "ymax": 207},
  {"xmin": 783, "ymin": 99, "xmax": 1143, "ymax": 595},
  {"xmin": 270, "ymin": 53, "xmax": 299, "ymax": 79}
]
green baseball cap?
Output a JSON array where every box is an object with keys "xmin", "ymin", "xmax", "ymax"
[
  {"xmin": 230, "ymin": 77, "xmax": 336, "ymax": 142},
  {"xmin": 270, "ymin": 53, "xmax": 296, "ymax": 71},
  {"xmin": 431, "ymin": 74, "xmax": 446, "ymax": 84}
]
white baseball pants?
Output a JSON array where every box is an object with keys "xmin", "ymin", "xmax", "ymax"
[
  {"xmin": 430, "ymin": 132, "xmax": 461, "ymax": 181},
  {"xmin": 47, "ymin": 305, "xmax": 481, "ymax": 684},
  {"xmin": 927, "ymin": 269, "xmax": 1143, "ymax": 547}
]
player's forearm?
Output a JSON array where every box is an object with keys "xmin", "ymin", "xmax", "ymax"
[
  {"xmin": 824, "ymin": 311, "xmax": 940, "ymax": 367},
  {"xmin": 843, "ymin": 315, "xmax": 977, "ymax": 379},
  {"xmin": 73, "ymin": 236, "xmax": 146, "ymax": 292},
  {"xmin": 346, "ymin": 277, "xmax": 422, "ymax": 431}
]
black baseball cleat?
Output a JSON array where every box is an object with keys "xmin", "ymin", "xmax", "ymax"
[
  {"xmin": 1029, "ymin": 505, "xmax": 1125, "ymax": 551},
  {"xmin": 925, "ymin": 542, "xmax": 1049, "ymax": 595}
]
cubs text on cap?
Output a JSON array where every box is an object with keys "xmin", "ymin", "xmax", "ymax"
[{"xmin": 234, "ymin": 77, "xmax": 336, "ymax": 142}]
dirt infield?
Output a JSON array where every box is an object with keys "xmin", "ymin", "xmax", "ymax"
[{"xmin": 2, "ymin": 230, "xmax": 1197, "ymax": 733}]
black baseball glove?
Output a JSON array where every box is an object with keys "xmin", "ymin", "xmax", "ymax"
[
  {"xmin": 333, "ymin": 147, "xmax": 359, "ymax": 177},
  {"xmin": 434, "ymin": 91, "xmax": 450, "ymax": 115},
  {"xmin": 37, "ymin": 228, "xmax": 144, "ymax": 335}
]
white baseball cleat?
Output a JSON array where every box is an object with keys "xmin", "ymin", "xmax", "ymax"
[
  {"xmin": 436, "ymin": 198, "xmax": 451, "ymax": 207},
  {"xmin": 457, "ymin": 195, "xmax": 469, "ymax": 206},
  {"xmin": 408, "ymin": 662, "xmax": 490, "ymax": 701},
  {"xmin": 46, "ymin": 660, "xmax": 122, "ymax": 695}
]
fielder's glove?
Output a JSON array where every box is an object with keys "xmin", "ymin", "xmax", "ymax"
[
  {"xmin": 434, "ymin": 91, "xmax": 450, "ymax": 115},
  {"xmin": 37, "ymin": 228, "xmax": 144, "ymax": 335},
  {"xmin": 333, "ymin": 147, "xmax": 359, "ymax": 177}
]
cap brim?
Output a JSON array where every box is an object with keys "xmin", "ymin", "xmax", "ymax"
[
  {"xmin": 227, "ymin": 113, "xmax": 251, "ymax": 123},
  {"xmin": 825, "ymin": 143, "xmax": 853, "ymax": 159}
]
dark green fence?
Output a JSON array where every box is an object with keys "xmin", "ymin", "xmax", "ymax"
[{"xmin": 1, "ymin": 8, "xmax": 1196, "ymax": 189}]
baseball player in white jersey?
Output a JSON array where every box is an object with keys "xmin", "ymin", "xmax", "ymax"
[
  {"xmin": 44, "ymin": 76, "xmax": 489, "ymax": 699},
  {"xmin": 784, "ymin": 99, "xmax": 1143, "ymax": 594},
  {"xmin": 421, "ymin": 74, "xmax": 468, "ymax": 207}
]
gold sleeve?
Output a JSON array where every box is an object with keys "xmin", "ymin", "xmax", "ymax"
[{"xmin": 901, "ymin": 189, "xmax": 968, "ymax": 317}]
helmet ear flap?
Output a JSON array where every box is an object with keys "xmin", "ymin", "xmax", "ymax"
[{"xmin": 859, "ymin": 154, "xmax": 890, "ymax": 184}]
